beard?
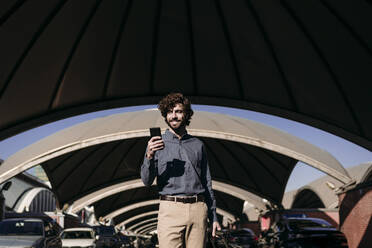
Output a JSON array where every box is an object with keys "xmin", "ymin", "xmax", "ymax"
[{"xmin": 166, "ymin": 118, "xmax": 186, "ymax": 133}]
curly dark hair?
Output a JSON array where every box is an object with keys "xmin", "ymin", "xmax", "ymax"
[{"xmin": 158, "ymin": 93, "xmax": 194, "ymax": 126}]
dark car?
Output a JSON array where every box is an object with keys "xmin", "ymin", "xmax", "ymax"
[
  {"xmin": 93, "ymin": 225, "xmax": 119, "ymax": 248},
  {"xmin": 207, "ymin": 228, "xmax": 257, "ymax": 248},
  {"xmin": 259, "ymin": 217, "xmax": 348, "ymax": 248},
  {"xmin": 228, "ymin": 228, "xmax": 258, "ymax": 248},
  {"xmin": 115, "ymin": 232, "xmax": 134, "ymax": 248},
  {"xmin": 0, "ymin": 218, "xmax": 62, "ymax": 248},
  {"xmin": 0, "ymin": 182, "xmax": 11, "ymax": 221}
]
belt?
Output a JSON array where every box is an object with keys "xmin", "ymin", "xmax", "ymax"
[{"xmin": 160, "ymin": 194, "xmax": 205, "ymax": 203}]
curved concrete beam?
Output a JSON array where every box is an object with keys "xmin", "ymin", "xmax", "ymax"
[
  {"xmin": 14, "ymin": 187, "xmax": 47, "ymax": 212},
  {"xmin": 117, "ymin": 211, "xmax": 159, "ymax": 228},
  {"xmin": 138, "ymin": 227, "xmax": 157, "ymax": 235},
  {"xmin": 103, "ymin": 200, "xmax": 236, "ymax": 222},
  {"xmin": 217, "ymin": 209, "xmax": 236, "ymax": 222},
  {"xmin": 105, "ymin": 200, "xmax": 159, "ymax": 220},
  {"xmin": 127, "ymin": 218, "xmax": 158, "ymax": 231},
  {"xmin": 116, "ymin": 207, "xmax": 238, "ymax": 230},
  {"xmin": 70, "ymin": 179, "xmax": 266, "ymax": 214},
  {"xmin": 135, "ymin": 223, "xmax": 157, "ymax": 234},
  {"xmin": 293, "ymin": 185, "xmax": 336, "ymax": 209},
  {"xmin": 70, "ymin": 179, "xmax": 144, "ymax": 213},
  {"xmin": 213, "ymin": 181, "xmax": 266, "ymax": 210},
  {"xmin": 0, "ymin": 111, "xmax": 351, "ymax": 184}
]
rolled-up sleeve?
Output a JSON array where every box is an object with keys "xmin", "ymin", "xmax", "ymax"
[{"xmin": 141, "ymin": 152, "xmax": 157, "ymax": 186}]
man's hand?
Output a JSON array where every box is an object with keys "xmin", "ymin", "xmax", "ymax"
[
  {"xmin": 212, "ymin": 221, "xmax": 221, "ymax": 237},
  {"xmin": 146, "ymin": 136, "xmax": 164, "ymax": 159}
]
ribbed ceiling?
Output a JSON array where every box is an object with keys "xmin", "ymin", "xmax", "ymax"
[{"xmin": 0, "ymin": 0, "xmax": 371, "ymax": 151}]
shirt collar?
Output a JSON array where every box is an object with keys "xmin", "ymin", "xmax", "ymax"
[{"xmin": 164, "ymin": 129, "xmax": 191, "ymax": 141}]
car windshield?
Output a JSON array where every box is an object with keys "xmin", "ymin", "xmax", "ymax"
[
  {"xmin": 288, "ymin": 219, "xmax": 332, "ymax": 230},
  {"xmin": 0, "ymin": 220, "xmax": 43, "ymax": 236},
  {"xmin": 61, "ymin": 231, "xmax": 94, "ymax": 239},
  {"xmin": 95, "ymin": 226, "xmax": 115, "ymax": 236}
]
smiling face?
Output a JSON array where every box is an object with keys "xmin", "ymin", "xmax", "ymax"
[{"xmin": 166, "ymin": 103, "xmax": 187, "ymax": 132}]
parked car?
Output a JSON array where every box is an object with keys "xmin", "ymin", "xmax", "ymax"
[
  {"xmin": 60, "ymin": 227, "xmax": 97, "ymax": 248},
  {"xmin": 207, "ymin": 228, "xmax": 257, "ymax": 248},
  {"xmin": 228, "ymin": 228, "xmax": 258, "ymax": 248},
  {"xmin": 93, "ymin": 225, "xmax": 118, "ymax": 248},
  {"xmin": 259, "ymin": 217, "xmax": 348, "ymax": 248},
  {"xmin": 0, "ymin": 218, "xmax": 62, "ymax": 248},
  {"xmin": 115, "ymin": 232, "xmax": 134, "ymax": 248},
  {"xmin": 0, "ymin": 181, "xmax": 11, "ymax": 221}
]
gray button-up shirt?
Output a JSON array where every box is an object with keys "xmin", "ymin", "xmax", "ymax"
[{"xmin": 141, "ymin": 129, "xmax": 217, "ymax": 222}]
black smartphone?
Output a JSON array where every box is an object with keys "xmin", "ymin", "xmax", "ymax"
[{"xmin": 149, "ymin": 127, "xmax": 161, "ymax": 138}]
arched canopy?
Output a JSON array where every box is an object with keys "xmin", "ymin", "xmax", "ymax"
[
  {"xmin": 94, "ymin": 186, "xmax": 239, "ymax": 223},
  {"xmin": 14, "ymin": 187, "xmax": 56, "ymax": 213},
  {"xmin": 135, "ymin": 224, "xmax": 157, "ymax": 235},
  {"xmin": 68, "ymin": 179, "xmax": 260, "ymax": 226},
  {"xmin": 138, "ymin": 226, "xmax": 157, "ymax": 235},
  {"xmin": 0, "ymin": 1, "xmax": 371, "ymax": 151},
  {"xmin": 115, "ymin": 205, "xmax": 159, "ymax": 229},
  {"xmin": 126, "ymin": 218, "xmax": 158, "ymax": 231},
  {"xmin": 101, "ymin": 199, "xmax": 235, "ymax": 224},
  {"xmin": 0, "ymin": 110, "xmax": 350, "ymax": 212},
  {"xmin": 282, "ymin": 162, "xmax": 372, "ymax": 209},
  {"xmin": 118, "ymin": 211, "xmax": 159, "ymax": 229},
  {"xmin": 69, "ymin": 179, "xmax": 267, "ymax": 213},
  {"xmin": 291, "ymin": 188, "xmax": 325, "ymax": 209}
]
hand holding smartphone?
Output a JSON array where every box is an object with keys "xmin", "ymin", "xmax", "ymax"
[
  {"xmin": 149, "ymin": 127, "xmax": 161, "ymax": 138},
  {"xmin": 146, "ymin": 127, "xmax": 163, "ymax": 159}
]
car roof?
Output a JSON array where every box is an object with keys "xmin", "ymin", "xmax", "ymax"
[
  {"xmin": 5, "ymin": 212, "xmax": 56, "ymax": 222},
  {"xmin": 93, "ymin": 225, "xmax": 115, "ymax": 227},
  {"xmin": 63, "ymin": 227, "xmax": 94, "ymax": 232},
  {"xmin": 286, "ymin": 217, "xmax": 332, "ymax": 226},
  {"xmin": 3, "ymin": 218, "xmax": 43, "ymax": 222},
  {"xmin": 287, "ymin": 217, "xmax": 327, "ymax": 221}
]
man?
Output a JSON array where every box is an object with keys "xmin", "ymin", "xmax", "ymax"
[{"xmin": 141, "ymin": 93, "xmax": 221, "ymax": 248}]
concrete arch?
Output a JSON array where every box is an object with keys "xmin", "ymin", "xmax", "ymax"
[
  {"xmin": 291, "ymin": 187, "xmax": 325, "ymax": 209},
  {"xmin": 118, "ymin": 211, "xmax": 159, "ymax": 229},
  {"xmin": 127, "ymin": 218, "xmax": 158, "ymax": 231},
  {"xmin": 0, "ymin": 110, "xmax": 352, "ymax": 218},
  {"xmin": 104, "ymin": 200, "xmax": 160, "ymax": 220},
  {"xmin": 14, "ymin": 187, "xmax": 55, "ymax": 212},
  {"xmin": 361, "ymin": 165, "xmax": 372, "ymax": 183},
  {"xmin": 135, "ymin": 223, "xmax": 158, "ymax": 234},
  {"xmin": 70, "ymin": 179, "xmax": 266, "ymax": 213},
  {"xmin": 103, "ymin": 200, "xmax": 236, "ymax": 222},
  {"xmin": 283, "ymin": 163, "xmax": 372, "ymax": 209},
  {"xmin": 138, "ymin": 228, "xmax": 156, "ymax": 235},
  {"xmin": 0, "ymin": 110, "xmax": 350, "ymax": 185}
]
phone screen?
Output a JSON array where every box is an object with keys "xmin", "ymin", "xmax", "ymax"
[{"xmin": 149, "ymin": 127, "xmax": 161, "ymax": 137}]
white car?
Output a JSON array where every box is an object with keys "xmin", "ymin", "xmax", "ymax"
[
  {"xmin": 0, "ymin": 218, "xmax": 62, "ymax": 248},
  {"xmin": 60, "ymin": 227, "xmax": 96, "ymax": 248}
]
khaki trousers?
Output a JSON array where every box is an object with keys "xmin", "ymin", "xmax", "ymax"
[{"xmin": 157, "ymin": 200, "xmax": 208, "ymax": 248}]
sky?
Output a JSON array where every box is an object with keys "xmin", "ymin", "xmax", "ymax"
[{"xmin": 0, "ymin": 105, "xmax": 371, "ymax": 192}]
